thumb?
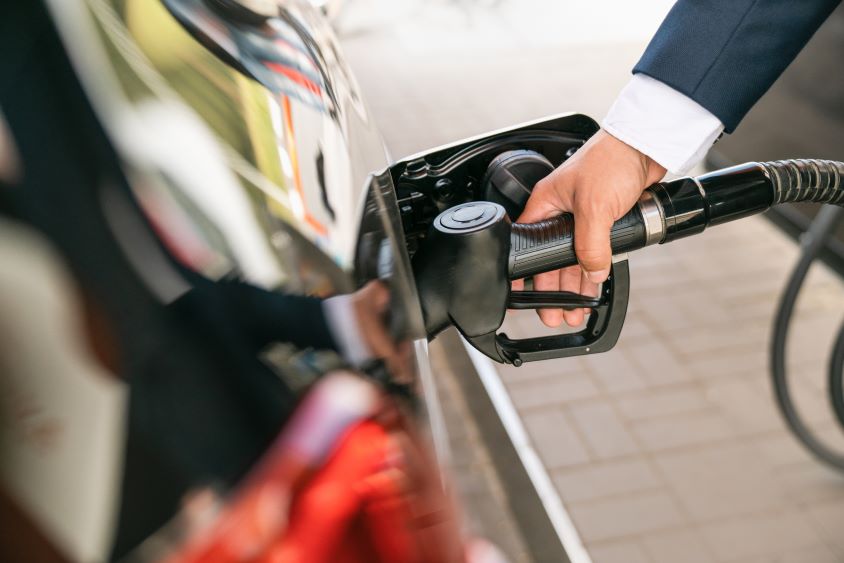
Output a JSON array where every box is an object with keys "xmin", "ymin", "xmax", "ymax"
[
  {"xmin": 573, "ymin": 209, "xmax": 614, "ymax": 284},
  {"xmin": 516, "ymin": 179, "xmax": 562, "ymax": 224}
]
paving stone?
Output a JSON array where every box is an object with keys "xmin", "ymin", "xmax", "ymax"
[
  {"xmin": 687, "ymin": 347, "xmax": 766, "ymax": 381},
  {"xmin": 552, "ymin": 458, "xmax": 661, "ymax": 503},
  {"xmin": 628, "ymin": 245, "xmax": 684, "ymax": 270},
  {"xmin": 568, "ymin": 400, "xmax": 639, "ymax": 459},
  {"xmin": 505, "ymin": 372, "xmax": 599, "ymax": 410},
  {"xmin": 584, "ymin": 346, "xmax": 650, "ymax": 393},
  {"xmin": 774, "ymin": 460, "xmax": 844, "ymax": 505},
  {"xmin": 805, "ymin": 498, "xmax": 844, "ymax": 556},
  {"xmin": 700, "ymin": 511, "xmax": 822, "ymax": 562},
  {"xmin": 638, "ymin": 288, "xmax": 730, "ymax": 332},
  {"xmin": 749, "ymin": 432, "xmax": 816, "ymax": 468},
  {"xmin": 636, "ymin": 293, "xmax": 700, "ymax": 331},
  {"xmin": 640, "ymin": 529, "xmax": 715, "ymax": 563},
  {"xmin": 703, "ymin": 378, "xmax": 785, "ymax": 435},
  {"xmin": 631, "ymin": 411, "xmax": 733, "ymax": 452},
  {"xmin": 652, "ymin": 442, "xmax": 786, "ymax": 522},
  {"xmin": 567, "ymin": 491, "xmax": 685, "ymax": 543},
  {"xmin": 628, "ymin": 266, "xmax": 701, "ymax": 295},
  {"xmin": 754, "ymin": 375, "xmax": 837, "ymax": 428},
  {"xmin": 670, "ymin": 322, "xmax": 768, "ymax": 358},
  {"xmin": 727, "ymin": 295, "xmax": 783, "ymax": 324},
  {"xmin": 498, "ymin": 353, "xmax": 588, "ymax": 382},
  {"xmin": 615, "ymin": 384, "xmax": 710, "ymax": 421},
  {"xmin": 810, "ymin": 423, "xmax": 844, "ymax": 453},
  {"xmin": 712, "ymin": 267, "xmax": 796, "ymax": 302},
  {"xmin": 521, "ymin": 408, "xmax": 591, "ymax": 469},
  {"xmin": 616, "ymin": 316, "xmax": 654, "ymax": 341},
  {"xmin": 626, "ymin": 340, "xmax": 692, "ymax": 387},
  {"xmin": 589, "ymin": 540, "xmax": 652, "ymax": 563},
  {"xmin": 785, "ymin": 310, "xmax": 844, "ymax": 341},
  {"xmin": 774, "ymin": 545, "xmax": 841, "ymax": 563}
]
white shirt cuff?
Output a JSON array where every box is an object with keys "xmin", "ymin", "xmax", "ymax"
[
  {"xmin": 602, "ymin": 74, "xmax": 725, "ymax": 176},
  {"xmin": 322, "ymin": 294, "xmax": 374, "ymax": 367}
]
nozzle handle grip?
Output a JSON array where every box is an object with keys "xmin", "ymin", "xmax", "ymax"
[{"xmin": 509, "ymin": 206, "xmax": 648, "ymax": 279}]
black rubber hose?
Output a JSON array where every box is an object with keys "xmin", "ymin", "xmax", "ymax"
[
  {"xmin": 828, "ymin": 317, "xmax": 844, "ymax": 431},
  {"xmin": 765, "ymin": 159, "xmax": 844, "ymax": 205},
  {"xmin": 771, "ymin": 204, "xmax": 844, "ymax": 471}
]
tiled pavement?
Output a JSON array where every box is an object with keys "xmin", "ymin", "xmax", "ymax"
[
  {"xmin": 338, "ymin": 1, "xmax": 844, "ymax": 561},
  {"xmin": 499, "ymin": 229, "xmax": 844, "ymax": 562}
]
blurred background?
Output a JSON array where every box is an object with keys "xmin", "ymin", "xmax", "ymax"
[
  {"xmin": 335, "ymin": 1, "xmax": 844, "ymax": 562},
  {"xmin": 3, "ymin": 1, "xmax": 844, "ymax": 562}
]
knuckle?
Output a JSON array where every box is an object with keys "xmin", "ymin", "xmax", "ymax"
[
  {"xmin": 534, "ymin": 177, "xmax": 553, "ymax": 192},
  {"xmin": 574, "ymin": 246, "xmax": 609, "ymax": 265},
  {"xmin": 573, "ymin": 195, "xmax": 611, "ymax": 219}
]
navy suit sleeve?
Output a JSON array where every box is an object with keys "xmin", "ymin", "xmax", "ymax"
[{"xmin": 634, "ymin": 0, "xmax": 840, "ymax": 132}]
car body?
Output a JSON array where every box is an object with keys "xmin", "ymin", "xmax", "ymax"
[{"xmin": 0, "ymin": 1, "xmax": 595, "ymax": 560}]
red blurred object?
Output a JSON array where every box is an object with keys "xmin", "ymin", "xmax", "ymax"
[{"xmin": 163, "ymin": 374, "xmax": 463, "ymax": 563}]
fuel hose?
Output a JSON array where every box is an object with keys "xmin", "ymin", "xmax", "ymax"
[{"xmin": 771, "ymin": 204, "xmax": 844, "ymax": 472}]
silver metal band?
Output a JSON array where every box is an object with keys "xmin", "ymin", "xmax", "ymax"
[{"xmin": 637, "ymin": 190, "xmax": 666, "ymax": 246}]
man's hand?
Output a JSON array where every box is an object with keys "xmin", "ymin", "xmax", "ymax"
[
  {"xmin": 350, "ymin": 281, "xmax": 411, "ymax": 381},
  {"xmin": 516, "ymin": 129, "xmax": 666, "ymax": 328}
]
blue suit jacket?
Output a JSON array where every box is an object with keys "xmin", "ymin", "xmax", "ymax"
[{"xmin": 634, "ymin": 0, "xmax": 841, "ymax": 132}]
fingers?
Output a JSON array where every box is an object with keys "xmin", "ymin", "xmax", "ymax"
[
  {"xmin": 517, "ymin": 163, "xmax": 612, "ymax": 328},
  {"xmin": 515, "ymin": 127, "xmax": 658, "ymax": 332},
  {"xmin": 356, "ymin": 303, "xmax": 397, "ymax": 359},
  {"xmin": 365, "ymin": 280, "xmax": 391, "ymax": 312},
  {"xmin": 354, "ymin": 281, "xmax": 414, "ymax": 381},
  {"xmin": 572, "ymin": 203, "xmax": 614, "ymax": 284},
  {"xmin": 560, "ymin": 265, "xmax": 585, "ymax": 327},
  {"xmin": 579, "ymin": 268, "xmax": 599, "ymax": 326},
  {"xmin": 516, "ymin": 177, "xmax": 561, "ymax": 224},
  {"xmin": 353, "ymin": 281, "xmax": 398, "ymax": 359},
  {"xmin": 524, "ymin": 188, "xmax": 612, "ymax": 327},
  {"xmin": 519, "ymin": 175, "xmax": 573, "ymax": 327},
  {"xmin": 533, "ymin": 269, "xmax": 564, "ymax": 327}
]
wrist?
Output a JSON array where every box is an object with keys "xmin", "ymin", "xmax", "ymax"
[
  {"xmin": 600, "ymin": 128, "xmax": 667, "ymax": 185},
  {"xmin": 643, "ymin": 153, "xmax": 667, "ymax": 185}
]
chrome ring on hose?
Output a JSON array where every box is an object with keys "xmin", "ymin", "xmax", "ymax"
[{"xmin": 637, "ymin": 190, "xmax": 666, "ymax": 246}]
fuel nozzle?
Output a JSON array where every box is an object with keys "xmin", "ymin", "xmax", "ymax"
[
  {"xmin": 412, "ymin": 158, "xmax": 844, "ymax": 365},
  {"xmin": 412, "ymin": 202, "xmax": 512, "ymax": 339}
]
